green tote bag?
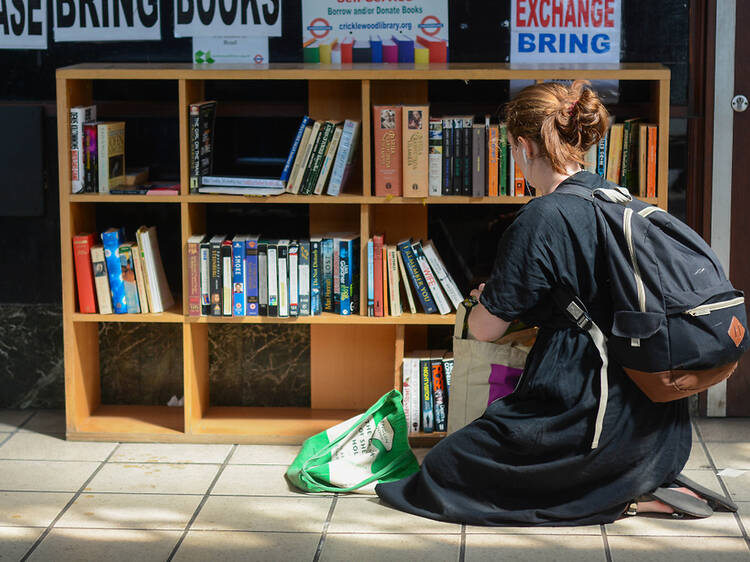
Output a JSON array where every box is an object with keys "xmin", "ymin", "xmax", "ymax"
[{"xmin": 286, "ymin": 389, "xmax": 420, "ymax": 493}]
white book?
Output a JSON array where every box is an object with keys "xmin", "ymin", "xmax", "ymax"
[
  {"xmin": 200, "ymin": 240, "xmax": 210, "ymax": 315},
  {"xmin": 201, "ymin": 176, "xmax": 285, "ymax": 188},
  {"xmin": 277, "ymin": 239, "xmax": 289, "ymax": 318},
  {"xmin": 386, "ymin": 246, "xmax": 402, "ymax": 316},
  {"xmin": 222, "ymin": 242, "xmax": 232, "ymax": 316},
  {"xmin": 90, "ymin": 244, "xmax": 112, "ymax": 314},
  {"xmin": 289, "ymin": 241, "xmax": 299, "ymax": 316},
  {"xmin": 396, "ymin": 250, "xmax": 417, "ymax": 314},
  {"xmin": 402, "ymin": 355, "xmax": 422, "ymax": 433},
  {"xmin": 131, "ymin": 243, "xmax": 150, "ymax": 313},
  {"xmin": 422, "ymin": 240, "xmax": 463, "ymax": 310},
  {"xmin": 197, "ymin": 186, "xmax": 285, "ymax": 196},
  {"xmin": 70, "ymin": 105, "xmax": 96, "ymax": 193},
  {"xmin": 327, "ymin": 120, "xmax": 360, "ymax": 196},
  {"xmin": 412, "ymin": 240, "xmax": 451, "ymax": 315},
  {"xmin": 267, "ymin": 243, "xmax": 279, "ymax": 316},
  {"xmin": 138, "ymin": 226, "xmax": 175, "ymax": 313},
  {"xmin": 428, "ymin": 117, "xmax": 442, "ymax": 196}
]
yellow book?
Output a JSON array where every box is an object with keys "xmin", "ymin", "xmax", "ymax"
[
  {"xmin": 606, "ymin": 123, "xmax": 624, "ymax": 184},
  {"xmin": 97, "ymin": 121, "xmax": 125, "ymax": 193},
  {"xmin": 402, "ymin": 105, "xmax": 429, "ymax": 198},
  {"xmin": 319, "ymin": 40, "xmax": 333, "ymax": 64},
  {"xmin": 414, "ymin": 47, "xmax": 429, "ymax": 64}
]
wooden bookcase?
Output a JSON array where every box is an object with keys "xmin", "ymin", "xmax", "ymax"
[{"xmin": 56, "ymin": 62, "xmax": 670, "ymax": 444}]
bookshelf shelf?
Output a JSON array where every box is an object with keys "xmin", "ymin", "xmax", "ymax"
[{"xmin": 57, "ymin": 62, "xmax": 671, "ymax": 444}]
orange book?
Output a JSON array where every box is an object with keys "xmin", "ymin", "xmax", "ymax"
[
  {"xmin": 73, "ymin": 233, "xmax": 97, "ymax": 313},
  {"xmin": 514, "ymin": 160, "xmax": 525, "ymax": 197},
  {"xmin": 402, "ymin": 105, "xmax": 429, "ymax": 197},
  {"xmin": 373, "ymin": 105, "xmax": 402, "ymax": 196},
  {"xmin": 638, "ymin": 124, "xmax": 648, "ymax": 197},
  {"xmin": 487, "ymin": 123, "xmax": 499, "ymax": 196},
  {"xmin": 373, "ymin": 234, "xmax": 384, "ymax": 317},
  {"xmin": 647, "ymin": 125, "xmax": 657, "ymax": 198}
]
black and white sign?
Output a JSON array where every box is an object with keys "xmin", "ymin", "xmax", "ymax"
[
  {"xmin": 54, "ymin": 0, "xmax": 161, "ymax": 41},
  {"xmin": 0, "ymin": 0, "xmax": 47, "ymax": 49},
  {"xmin": 174, "ymin": 0, "xmax": 281, "ymax": 38}
]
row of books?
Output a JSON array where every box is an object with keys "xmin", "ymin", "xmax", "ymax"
[
  {"xmin": 595, "ymin": 118, "xmax": 659, "ymax": 198},
  {"xmin": 73, "ymin": 226, "xmax": 174, "ymax": 314},
  {"xmin": 303, "ymin": 35, "xmax": 448, "ymax": 65},
  {"xmin": 366, "ymin": 237, "xmax": 463, "ymax": 317},
  {"xmin": 69, "ymin": 105, "xmax": 125, "ymax": 193},
  {"xmin": 402, "ymin": 350, "xmax": 453, "ymax": 434},
  {"xmin": 186, "ymin": 234, "xmax": 360, "ymax": 317}
]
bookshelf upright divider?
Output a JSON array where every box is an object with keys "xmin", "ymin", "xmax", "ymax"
[{"xmin": 57, "ymin": 63, "xmax": 671, "ymax": 444}]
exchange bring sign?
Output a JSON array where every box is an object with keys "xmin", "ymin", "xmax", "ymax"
[
  {"xmin": 53, "ymin": 0, "xmax": 161, "ymax": 41},
  {"xmin": 0, "ymin": 0, "xmax": 47, "ymax": 49},
  {"xmin": 511, "ymin": 0, "xmax": 621, "ymax": 63}
]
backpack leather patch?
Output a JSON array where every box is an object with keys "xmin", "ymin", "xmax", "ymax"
[{"xmin": 729, "ymin": 316, "xmax": 746, "ymax": 348}]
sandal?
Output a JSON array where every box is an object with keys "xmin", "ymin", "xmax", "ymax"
[
  {"xmin": 672, "ymin": 474, "xmax": 738, "ymax": 513},
  {"xmin": 631, "ymin": 487, "xmax": 714, "ymax": 519}
]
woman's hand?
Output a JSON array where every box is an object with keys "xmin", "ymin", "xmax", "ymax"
[{"xmin": 469, "ymin": 283, "xmax": 486, "ymax": 301}]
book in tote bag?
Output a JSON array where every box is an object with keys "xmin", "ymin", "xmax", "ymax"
[
  {"xmin": 447, "ymin": 299, "xmax": 537, "ymax": 435},
  {"xmin": 286, "ymin": 390, "xmax": 419, "ymax": 493}
]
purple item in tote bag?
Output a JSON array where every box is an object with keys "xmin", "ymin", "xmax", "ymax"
[{"xmin": 487, "ymin": 364, "xmax": 523, "ymax": 405}]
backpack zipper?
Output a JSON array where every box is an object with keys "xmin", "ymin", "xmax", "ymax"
[
  {"xmin": 685, "ymin": 296, "xmax": 745, "ymax": 316},
  {"xmin": 623, "ymin": 208, "xmax": 646, "ymax": 346}
]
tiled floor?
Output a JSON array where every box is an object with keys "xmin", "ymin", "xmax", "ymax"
[{"xmin": 0, "ymin": 410, "xmax": 749, "ymax": 561}]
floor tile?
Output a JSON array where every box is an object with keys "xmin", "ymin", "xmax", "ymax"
[
  {"xmin": 212, "ymin": 464, "xmax": 303, "ymax": 496},
  {"xmin": 0, "ymin": 526, "xmax": 45, "ymax": 560},
  {"xmin": 193, "ymin": 495, "xmax": 333, "ymax": 532},
  {"xmin": 607, "ymin": 536, "xmax": 750, "ymax": 562},
  {"xmin": 464, "ymin": 534, "xmax": 606, "ymax": 562},
  {"xmin": 86, "ymin": 463, "xmax": 219, "ymax": 495},
  {"xmin": 0, "ymin": 492, "xmax": 73, "ymax": 527},
  {"xmin": 327, "ymin": 497, "xmax": 461, "ymax": 534},
  {"xmin": 695, "ymin": 418, "xmax": 750, "ymax": 442},
  {"xmin": 229, "ymin": 444, "xmax": 301, "ymax": 465},
  {"xmin": 606, "ymin": 511, "xmax": 741, "ymax": 537},
  {"xmin": 110, "ymin": 443, "xmax": 232, "ymax": 464},
  {"xmin": 55, "ymin": 493, "xmax": 202, "ymax": 530},
  {"xmin": 465, "ymin": 523, "xmax": 601, "ymax": 535},
  {"xmin": 705, "ymin": 442, "xmax": 750, "ymax": 469},
  {"xmin": 172, "ymin": 531, "xmax": 320, "ymax": 562},
  {"xmin": 685, "ymin": 442, "xmax": 712, "ymax": 470},
  {"xmin": 737, "ymin": 501, "xmax": 750, "ymax": 531},
  {"xmin": 28, "ymin": 528, "xmax": 181, "ymax": 562},
  {"xmin": 720, "ymin": 472, "xmax": 750, "ymax": 502},
  {"xmin": 320, "ymin": 533, "xmax": 460, "ymax": 562},
  {"xmin": 0, "ymin": 460, "xmax": 99, "ymax": 492},
  {"xmin": 0, "ymin": 409, "xmax": 34, "ymax": 432},
  {"xmin": 19, "ymin": 410, "xmax": 66, "ymax": 434},
  {"xmin": 0, "ymin": 432, "xmax": 116, "ymax": 462}
]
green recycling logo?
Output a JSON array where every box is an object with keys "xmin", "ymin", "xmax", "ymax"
[{"xmin": 194, "ymin": 50, "xmax": 215, "ymax": 64}]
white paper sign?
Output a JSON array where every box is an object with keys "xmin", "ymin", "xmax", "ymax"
[
  {"xmin": 511, "ymin": 0, "xmax": 621, "ymax": 63},
  {"xmin": 301, "ymin": 0, "xmax": 448, "ymax": 45},
  {"xmin": 53, "ymin": 0, "xmax": 161, "ymax": 41},
  {"xmin": 0, "ymin": 0, "xmax": 47, "ymax": 49},
  {"xmin": 175, "ymin": 0, "xmax": 281, "ymax": 38},
  {"xmin": 193, "ymin": 36, "xmax": 269, "ymax": 64}
]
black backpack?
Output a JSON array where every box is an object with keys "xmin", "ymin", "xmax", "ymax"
[{"xmin": 554, "ymin": 173, "xmax": 748, "ymax": 405}]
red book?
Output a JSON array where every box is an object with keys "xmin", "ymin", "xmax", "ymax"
[
  {"xmin": 373, "ymin": 105, "xmax": 403, "ymax": 196},
  {"xmin": 373, "ymin": 234, "xmax": 384, "ymax": 317},
  {"xmin": 187, "ymin": 234, "xmax": 205, "ymax": 316},
  {"xmin": 341, "ymin": 37, "xmax": 354, "ymax": 63},
  {"xmin": 416, "ymin": 36, "xmax": 448, "ymax": 63},
  {"xmin": 647, "ymin": 125, "xmax": 657, "ymax": 198},
  {"xmin": 73, "ymin": 233, "xmax": 97, "ymax": 313}
]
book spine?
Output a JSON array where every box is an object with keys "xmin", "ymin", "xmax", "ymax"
[
  {"xmin": 286, "ymin": 125, "xmax": 313, "ymax": 194},
  {"xmin": 513, "ymin": 158, "xmax": 525, "ymax": 197},
  {"xmin": 97, "ymin": 124, "xmax": 109, "ymax": 193},
  {"xmin": 597, "ymin": 129, "xmax": 609, "ymax": 178},
  {"xmin": 222, "ymin": 241, "xmax": 232, "ymax": 316},
  {"xmin": 314, "ymin": 125, "xmax": 343, "ymax": 195},
  {"xmin": 339, "ymin": 239, "xmax": 351, "ymax": 315},
  {"xmin": 70, "ymin": 107, "xmax": 95, "ymax": 193},
  {"xmin": 90, "ymin": 244, "xmax": 112, "ymax": 314},
  {"xmin": 620, "ymin": 121, "xmax": 632, "ymax": 189},
  {"xmin": 200, "ymin": 241, "xmax": 210, "ymax": 315},
  {"xmin": 267, "ymin": 243, "xmax": 278, "ymax": 317},
  {"xmin": 488, "ymin": 124, "xmax": 498, "ymax": 197},
  {"xmin": 300, "ymin": 122, "xmax": 331, "ymax": 195},
  {"xmin": 327, "ymin": 120, "xmax": 355, "ymax": 196},
  {"xmin": 321, "ymin": 238, "xmax": 334, "ymax": 313},
  {"xmin": 443, "ymin": 356, "xmax": 454, "ymax": 399},
  {"xmin": 422, "ymin": 242, "xmax": 463, "ymax": 310},
  {"xmin": 101, "ymin": 230, "xmax": 127, "ymax": 314},
  {"xmin": 199, "ymin": 102, "xmax": 217, "ymax": 178},
  {"xmin": 119, "ymin": 244, "xmax": 141, "ymax": 313},
  {"xmin": 499, "ymin": 123, "xmax": 508, "ymax": 196},
  {"xmin": 258, "ymin": 242, "xmax": 268, "ymax": 316},
  {"xmin": 412, "ymin": 241, "xmax": 451, "ymax": 314},
  {"xmin": 189, "ymin": 104, "xmax": 200, "ymax": 193},
  {"xmin": 188, "ymin": 239, "xmax": 201, "ymax": 316},
  {"xmin": 402, "ymin": 106, "xmax": 429, "ymax": 198},
  {"xmin": 277, "ymin": 244, "xmax": 289, "ymax": 317},
  {"xmin": 373, "ymin": 234, "xmax": 384, "ymax": 317},
  {"xmin": 131, "ymin": 244, "xmax": 149, "ymax": 313},
  {"xmin": 462, "ymin": 117, "xmax": 473, "ymax": 196},
  {"xmin": 84, "ymin": 124, "xmax": 98, "ymax": 194},
  {"xmin": 431, "ymin": 358, "xmax": 447, "ymax": 432},
  {"xmin": 397, "ymin": 250, "xmax": 417, "ymax": 314},
  {"xmin": 402, "ymin": 358, "xmax": 414, "ymax": 432},
  {"xmin": 310, "ymin": 239, "xmax": 321, "ymax": 315},
  {"xmin": 73, "ymin": 234, "xmax": 97, "ymax": 313},
  {"xmin": 298, "ymin": 241, "xmax": 310, "ymax": 316},
  {"xmin": 333, "ymin": 239, "xmax": 341, "ymax": 314},
  {"xmin": 442, "ymin": 118, "xmax": 453, "ymax": 195},
  {"xmin": 373, "ymin": 106, "xmax": 403, "ymax": 196},
  {"xmin": 281, "ymin": 116, "xmax": 311, "ymax": 182},
  {"xmin": 201, "ymin": 176, "xmax": 286, "ymax": 188},
  {"xmin": 647, "ymin": 125, "xmax": 657, "ymax": 198},
  {"xmin": 367, "ymin": 238, "xmax": 374, "ymax": 316},
  {"xmin": 420, "ymin": 358, "xmax": 434, "ymax": 433},
  {"xmin": 452, "ymin": 118, "xmax": 463, "ymax": 195},
  {"xmin": 210, "ymin": 239, "xmax": 223, "ymax": 316},
  {"xmin": 387, "ymin": 246, "xmax": 401, "ymax": 316},
  {"xmin": 232, "ymin": 239, "xmax": 245, "ymax": 316},
  {"xmin": 350, "ymin": 238, "xmax": 360, "ymax": 315},
  {"xmin": 638, "ymin": 124, "xmax": 648, "ymax": 197},
  {"xmin": 135, "ymin": 229, "xmax": 155, "ymax": 312},
  {"xmin": 289, "ymin": 242, "xmax": 299, "ymax": 316},
  {"xmin": 397, "ymin": 240, "xmax": 437, "ymax": 314},
  {"xmin": 382, "ymin": 245, "xmax": 388, "ymax": 316},
  {"xmin": 245, "ymin": 238, "xmax": 259, "ymax": 316},
  {"xmin": 472, "ymin": 123, "xmax": 485, "ymax": 198},
  {"xmin": 428, "ymin": 118, "xmax": 443, "ymax": 197}
]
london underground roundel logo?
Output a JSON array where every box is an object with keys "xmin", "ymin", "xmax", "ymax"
[
  {"xmin": 254, "ymin": 53, "xmax": 264, "ymax": 63},
  {"xmin": 308, "ymin": 18, "xmax": 332, "ymax": 39},
  {"xmin": 418, "ymin": 15, "xmax": 443, "ymax": 36}
]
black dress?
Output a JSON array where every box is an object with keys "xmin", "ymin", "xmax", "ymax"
[{"xmin": 375, "ymin": 171, "xmax": 691, "ymax": 526}]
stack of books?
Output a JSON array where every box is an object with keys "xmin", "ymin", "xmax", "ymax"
[
  {"xmin": 402, "ymin": 350, "xmax": 453, "ymax": 433},
  {"xmin": 69, "ymin": 105, "xmax": 126, "ymax": 194}
]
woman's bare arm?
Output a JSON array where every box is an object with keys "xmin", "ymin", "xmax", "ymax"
[{"xmin": 467, "ymin": 284, "xmax": 511, "ymax": 342}]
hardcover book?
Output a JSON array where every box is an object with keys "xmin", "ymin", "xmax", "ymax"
[
  {"xmin": 428, "ymin": 117, "xmax": 443, "ymax": 196},
  {"xmin": 100, "ymin": 227, "xmax": 127, "ymax": 314},
  {"xmin": 245, "ymin": 235, "xmax": 260, "ymax": 316},
  {"xmin": 118, "ymin": 242, "xmax": 141, "ymax": 313},
  {"xmin": 70, "ymin": 105, "xmax": 96, "ymax": 193},
  {"xmin": 189, "ymin": 101, "xmax": 217, "ymax": 194},
  {"xmin": 402, "ymin": 105, "xmax": 429, "ymax": 198},
  {"xmin": 137, "ymin": 225, "xmax": 174, "ymax": 313},
  {"xmin": 187, "ymin": 234, "xmax": 206, "ymax": 317},
  {"xmin": 97, "ymin": 121, "xmax": 125, "ymax": 193},
  {"xmin": 396, "ymin": 238, "xmax": 437, "ymax": 314},
  {"xmin": 73, "ymin": 233, "xmax": 97, "ymax": 314},
  {"xmin": 90, "ymin": 243, "xmax": 112, "ymax": 314},
  {"xmin": 373, "ymin": 105, "xmax": 402, "ymax": 197}
]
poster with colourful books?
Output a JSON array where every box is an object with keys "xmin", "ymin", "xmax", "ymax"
[{"xmin": 301, "ymin": 0, "xmax": 448, "ymax": 64}]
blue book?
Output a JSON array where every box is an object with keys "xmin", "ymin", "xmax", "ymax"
[
  {"xmin": 392, "ymin": 34, "xmax": 414, "ymax": 63},
  {"xmin": 245, "ymin": 235, "xmax": 260, "ymax": 316},
  {"xmin": 321, "ymin": 238, "xmax": 334, "ymax": 313},
  {"xmin": 597, "ymin": 129, "xmax": 609, "ymax": 178},
  {"xmin": 338, "ymin": 236, "xmax": 360, "ymax": 316},
  {"xmin": 310, "ymin": 238, "xmax": 322, "ymax": 315},
  {"xmin": 370, "ymin": 35, "xmax": 383, "ymax": 63},
  {"xmin": 352, "ymin": 40, "xmax": 372, "ymax": 63},
  {"xmin": 232, "ymin": 235, "xmax": 246, "ymax": 316},
  {"xmin": 420, "ymin": 358, "xmax": 434, "ymax": 433},
  {"xmin": 101, "ymin": 227, "xmax": 128, "ymax": 314},
  {"xmin": 118, "ymin": 242, "xmax": 140, "ymax": 313},
  {"xmin": 367, "ymin": 238, "xmax": 374, "ymax": 316},
  {"xmin": 281, "ymin": 116, "xmax": 311, "ymax": 182},
  {"xmin": 397, "ymin": 238, "xmax": 437, "ymax": 314}
]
